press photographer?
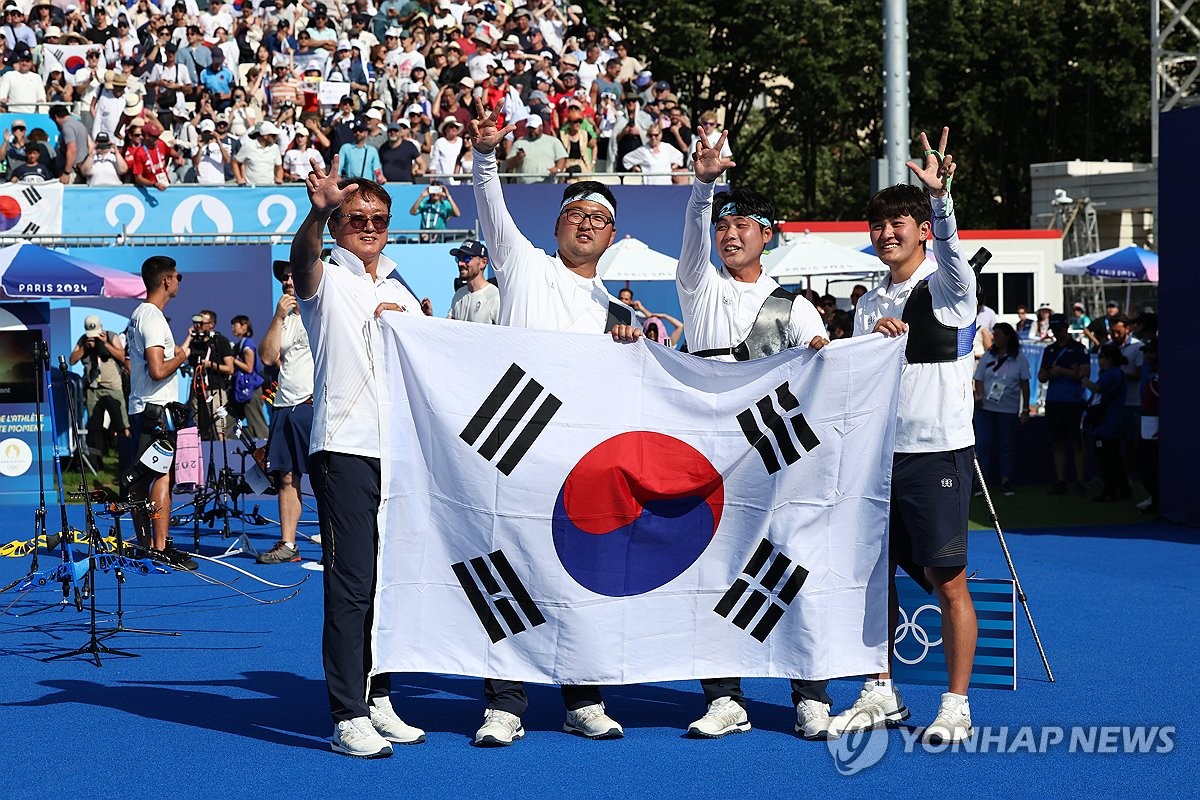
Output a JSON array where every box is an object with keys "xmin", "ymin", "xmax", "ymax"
[
  {"xmin": 68, "ymin": 315, "xmax": 129, "ymax": 465},
  {"xmin": 186, "ymin": 309, "xmax": 235, "ymax": 441}
]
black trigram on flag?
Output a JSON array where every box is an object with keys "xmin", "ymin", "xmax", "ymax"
[
  {"xmin": 21, "ymin": 186, "xmax": 41, "ymax": 206},
  {"xmin": 21, "ymin": 222, "xmax": 39, "ymax": 236},
  {"xmin": 452, "ymin": 550, "xmax": 547, "ymax": 644},
  {"xmin": 460, "ymin": 363, "xmax": 561, "ymax": 475},
  {"xmin": 714, "ymin": 539, "xmax": 809, "ymax": 642},
  {"xmin": 736, "ymin": 382, "xmax": 820, "ymax": 475}
]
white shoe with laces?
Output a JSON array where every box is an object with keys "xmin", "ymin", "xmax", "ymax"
[
  {"xmin": 828, "ymin": 680, "xmax": 910, "ymax": 736},
  {"xmin": 794, "ymin": 699, "xmax": 832, "ymax": 740},
  {"xmin": 687, "ymin": 696, "xmax": 751, "ymax": 738},
  {"xmin": 922, "ymin": 693, "xmax": 973, "ymax": 744},
  {"xmin": 368, "ymin": 696, "xmax": 426, "ymax": 744},
  {"xmin": 474, "ymin": 709, "xmax": 525, "ymax": 746},
  {"xmin": 332, "ymin": 717, "xmax": 393, "ymax": 758},
  {"xmin": 563, "ymin": 702, "xmax": 624, "ymax": 739}
]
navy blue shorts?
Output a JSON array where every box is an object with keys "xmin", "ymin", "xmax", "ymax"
[
  {"xmin": 889, "ymin": 447, "xmax": 973, "ymax": 569},
  {"xmin": 265, "ymin": 403, "xmax": 313, "ymax": 477}
]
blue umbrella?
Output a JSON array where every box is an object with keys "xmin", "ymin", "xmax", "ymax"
[
  {"xmin": 1054, "ymin": 245, "xmax": 1158, "ymax": 282},
  {"xmin": 0, "ymin": 242, "xmax": 145, "ymax": 298}
]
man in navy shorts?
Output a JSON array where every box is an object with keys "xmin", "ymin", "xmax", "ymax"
[
  {"xmin": 832, "ymin": 127, "xmax": 979, "ymax": 745},
  {"xmin": 257, "ymin": 260, "xmax": 315, "ymax": 564}
]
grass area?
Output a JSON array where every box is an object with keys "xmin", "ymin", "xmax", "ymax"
[
  {"xmin": 56, "ymin": 456, "xmax": 121, "ymax": 503},
  {"xmin": 969, "ymin": 483, "xmax": 1151, "ymax": 531}
]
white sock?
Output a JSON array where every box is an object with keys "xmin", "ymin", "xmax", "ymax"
[
  {"xmin": 869, "ymin": 678, "xmax": 894, "ymax": 696},
  {"xmin": 945, "ymin": 691, "xmax": 969, "ymax": 705}
]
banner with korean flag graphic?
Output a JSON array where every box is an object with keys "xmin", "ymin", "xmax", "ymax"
[
  {"xmin": 0, "ymin": 183, "xmax": 63, "ymax": 239},
  {"xmin": 42, "ymin": 45, "xmax": 107, "ymax": 86},
  {"xmin": 372, "ymin": 314, "xmax": 903, "ymax": 684}
]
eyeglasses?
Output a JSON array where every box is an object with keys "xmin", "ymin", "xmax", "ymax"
[
  {"xmin": 169, "ymin": 273, "xmax": 184, "ymax": 283},
  {"xmin": 333, "ymin": 213, "xmax": 392, "ymax": 231},
  {"xmin": 702, "ymin": 121, "xmax": 717, "ymax": 127},
  {"xmin": 647, "ymin": 133, "xmax": 661, "ymax": 138},
  {"xmin": 561, "ymin": 208, "xmax": 613, "ymax": 229}
]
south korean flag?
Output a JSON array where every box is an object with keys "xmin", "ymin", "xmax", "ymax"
[
  {"xmin": 0, "ymin": 183, "xmax": 65, "ymax": 238},
  {"xmin": 372, "ymin": 314, "xmax": 903, "ymax": 685}
]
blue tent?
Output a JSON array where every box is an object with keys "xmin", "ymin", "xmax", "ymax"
[{"xmin": 1054, "ymin": 245, "xmax": 1158, "ymax": 282}]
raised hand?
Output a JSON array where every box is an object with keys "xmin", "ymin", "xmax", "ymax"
[
  {"xmin": 691, "ymin": 129, "xmax": 735, "ymax": 184},
  {"xmin": 306, "ymin": 154, "xmax": 358, "ymax": 213},
  {"xmin": 466, "ymin": 98, "xmax": 516, "ymax": 154},
  {"xmin": 906, "ymin": 127, "xmax": 955, "ymax": 197}
]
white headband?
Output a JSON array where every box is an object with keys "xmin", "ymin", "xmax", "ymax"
[{"xmin": 560, "ymin": 191, "xmax": 615, "ymax": 219}]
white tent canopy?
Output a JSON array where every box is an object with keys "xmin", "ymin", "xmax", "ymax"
[
  {"xmin": 597, "ymin": 236, "xmax": 679, "ymax": 282},
  {"xmin": 764, "ymin": 234, "xmax": 885, "ymax": 281}
]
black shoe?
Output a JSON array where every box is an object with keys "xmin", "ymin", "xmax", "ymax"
[
  {"xmin": 1000, "ymin": 481, "xmax": 1014, "ymax": 496},
  {"xmin": 150, "ymin": 543, "xmax": 199, "ymax": 571},
  {"xmin": 1048, "ymin": 481, "xmax": 1067, "ymax": 496}
]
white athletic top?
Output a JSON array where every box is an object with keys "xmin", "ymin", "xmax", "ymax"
[
  {"xmin": 298, "ymin": 245, "xmax": 421, "ymax": 458},
  {"xmin": 126, "ymin": 302, "xmax": 180, "ymax": 415},
  {"xmin": 853, "ymin": 193, "xmax": 977, "ymax": 453},
  {"xmin": 472, "ymin": 147, "xmax": 637, "ymax": 333},
  {"xmin": 447, "ymin": 282, "xmax": 500, "ymax": 324},
  {"xmin": 677, "ymin": 180, "xmax": 826, "ymax": 362},
  {"xmin": 274, "ymin": 310, "xmax": 315, "ymax": 408}
]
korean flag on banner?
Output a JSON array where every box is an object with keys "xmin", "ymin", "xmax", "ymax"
[
  {"xmin": 372, "ymin": 314, "xmax": 904, "ymax": 685},
  {"xmin": 0, "ymin": 183, "xmax": 64, "ymax": 238},
  {"xmin": 43, "ymin": 45, "xmax": 107, "ymax": 86}
]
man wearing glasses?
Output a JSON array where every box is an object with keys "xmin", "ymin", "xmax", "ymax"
[
  {"xmin": 290, "ymin": 158, "xmax": 426, "ymax": 758},
  {"xmin": 467, "ymin": 100, "xmax": 638, "ymax": 747},
  {"xmin": 676, "ymin": 132, "xmax": 829, "ymax": 741}
]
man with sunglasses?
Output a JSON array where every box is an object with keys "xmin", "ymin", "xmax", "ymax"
[
  {"xmin": 446, "ymin": 239, "xmax": 498, "ymax": 324},
  {"xmin": 675, "ymin": 131, "xmax": 830, "ymax": 741},
  {"xmin": 290, "ymin": 158, "xmax": 426, "ymax": 759},
  {"xmin": 466, "ymin": 100, "xmax": 638, "ymax": 747}
]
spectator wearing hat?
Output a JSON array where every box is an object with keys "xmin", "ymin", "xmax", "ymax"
[
  {"xmin": 268, "ymin": 53, "xmax": 302, "ymax": 114},
  {"xmin": 386, "ymin": 28, "xmax": 425, "ymax": 81},
  {"xmin": 558, "ymin": 107, "xmax": 595, "ymax": 180},
  {"xmin": 91, "ymin": 70, "xmax": 135, "ymax": 139},
  {"xmin": 1038, "ymin": 312, "xmax": 1091, "ymax": 495},
  {"xmin": 2, "ymin": 5, "xmax": 36, "ymax": 51},
  {"xmin": 1069, "ymin": 301, "xmax": 1091, "ymax": 344},
  {"xmin": 200, "ymin": 50, "xmax": 236, "ymax": 109},
  {"xmin": 505, "ymin": 115, "xmax": 565, "ymax": 183},
  {"xmin": 428, "ymin": 116, "xmax": 463, "ymax": 178},
  {"xmin": 336, "ymin": 116, "xmax": 383, "ymax": 181},
  {"xmin": 362, "ymin": 106, "xmax": 388, "ymax": 148},
  {"xmin": 69, "ymin": 315, "xmax": 130, "ymax": 463},
  {"xmin": 194, "ymin": 117, "xmax": 232, "ymax": 184},
  {"xmin": 438, "ymin": 42, "xmax": 470, "ymax": 86},
  {"xmin": 129, "ymin": 120, "xmax": 173, "ymax": 190},
  {"xmin": 379, "ymin": 119, "xmax": 422, "ymax": 182},
  {"xmin": 466, "ymin": 35, "xmax": 497, "ymax": 82},
  {"xmin": 1086, "ymin": 299, "xmax": 1122, "ymax": 350},
  {"xmin": 610, "ymin": 91, "xmax": 651, "ymax": 171},
  {"xmin": 305, "ymin": 4, "xmax": 338, "ymax": 53},
  {"xmin": 447, "ymin": 239, "xmax": 499, "ymax": 324},
  {"xmin": 282, "ymin": 126, "xmax": 325, "ymax": 182},
  {"xmin": 234, "ymin": 121, "xmax": 284, "ymax": 185},
  {"xmin": 409, "ymin": 180, "xmax": 460, "ymax": 242},
  {"xmin": 0, "ymin": 49, "xmax": 45, "ymax": 112},
  {"xmin": 83, "ymin": 131, "xmax": 129, "ymax": 186}
]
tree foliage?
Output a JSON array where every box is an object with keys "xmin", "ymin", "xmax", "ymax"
[{"xmin": 591, "ymin": 0, "xmax": 1150, "ymax": 228}]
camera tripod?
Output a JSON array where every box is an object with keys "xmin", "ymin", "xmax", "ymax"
[{"xmin": 170, "ymin": 364, "xmax": 264, "ymax": 556}]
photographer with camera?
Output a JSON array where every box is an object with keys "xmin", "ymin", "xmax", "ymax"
[
  {"xmin": 69, "ymin": 315, "xmax": 130, "ymax": 464},
  {"xmin": 187, "ymin": 309, "xmax": 236, "ymax": 442},
  {"xmin": 124, "ymin": 255, "xmax": 197, "ymax": 570},
  {"xmin": 82, "ymin": 131, "xmax": 129, "ymax": 186}
]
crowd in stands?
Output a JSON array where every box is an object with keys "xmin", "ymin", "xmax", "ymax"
[{"xmin": 0, "ymin": 0, "xmax": 730, "ymax": 186}]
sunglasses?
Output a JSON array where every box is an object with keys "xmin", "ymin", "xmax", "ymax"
[
  {"xmin": 169, "ymin": 272, "xmax": 184, "ymax": 283},
  {"xmin": 333, "ymin": 213, "xmax": 392, "ymax": 231}
]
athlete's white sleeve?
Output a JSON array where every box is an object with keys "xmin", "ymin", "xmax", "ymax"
[{"xmin": 471, "ymin": 146, "xmax": 540, "ymax": 281}]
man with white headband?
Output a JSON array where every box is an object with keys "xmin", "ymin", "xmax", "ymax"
[
  {"xmin": 676, "ymin": 131, "xmax": 831, "ymax": 742},
  {"xmin": 466, "ymin": 100, "xmax": 638, "ymax": 747}
]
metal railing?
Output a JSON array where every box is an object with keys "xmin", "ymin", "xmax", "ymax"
[{"xmin": 16, "ymin": 228, "xmax": 478, "ymax": 247}]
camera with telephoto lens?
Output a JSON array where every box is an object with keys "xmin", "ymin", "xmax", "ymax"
[{"xmin": 187, "ymin": 314, "xmax": 212, "ymax": 368}]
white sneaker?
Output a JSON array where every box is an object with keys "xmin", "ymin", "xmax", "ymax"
[
  {"xmin": 794, "ymin": 699, "xmax": 832, "ymax": 740},
  {"xmin": 687, "ymin": 697, "xmax": 751, "ymax": 738},
  {"xmin": 1136, "ymin": 497, "xmax": 1153, "ymax": 511},
  {"xmin": 922, "ymin": 693, "xmax": 973, "ymax": 744},
  {"xmin": 368, "ymin": 696, "xmax": 426, "ymax": 744},
  {"xmin": 828, "ymin": 680, "xmax": 910, "ymax": 736},
  {"xmin": 474, "ymin": 708, "xmax": 525, "ymax": 747},
  {"xmin": 563, "ymin": 702, "xmax": 624, "ymax": 739},
  {"xmin": 332, "ymin": 717, "xmax": 393, "ymax": 758}
]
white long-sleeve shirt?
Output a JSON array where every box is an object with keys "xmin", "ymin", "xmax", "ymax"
[
  {"xmin": 677, "ymin": 180, "xmax": 825, "ymax": 362},
  {"xmin": 853, "ymin": 193, "xmax": 977, "ymax": 453},
  {"xmin": 472, "ymin": 147, "xmax": 636, "ymax": 333}
]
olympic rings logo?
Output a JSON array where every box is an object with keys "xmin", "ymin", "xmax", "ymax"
[{"xmin": 893, "ymin": 603, "xmax": 943, "ymax": 665}]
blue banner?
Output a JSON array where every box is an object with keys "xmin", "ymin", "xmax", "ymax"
[{"xmin": 893, "ymin": 575, "xmax": 1017, "ymax": 690}]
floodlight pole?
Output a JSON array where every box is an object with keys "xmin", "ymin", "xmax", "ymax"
[{"xmin": 882, "ymin": 0, "xmax": 910, "ymax": 186}]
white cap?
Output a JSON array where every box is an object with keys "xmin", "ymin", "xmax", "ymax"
[
  {"xmin": 366, "ymin": 108, "xmax": 383, "ymax": 120},
  {"xmin": 526, "ymin": 115, "xmax": 542, "ymax": 128},
  {"xmin": 337, "ymin": 39, "xmax": 351, "ymax": 50},
  {"xmin": 272, "ymin": 53, "xmax": 290, "ymax": 67},
  {"xmin": 404, "ymin": 103, "xmax": 424, "ymax": 116},
  {"xmin": 198, "ymin": 119, "xmax": 216, "ymax": 132},
  {"xmin": 255, "ymin": 121, "xmax": 282, "ymax": 137}
]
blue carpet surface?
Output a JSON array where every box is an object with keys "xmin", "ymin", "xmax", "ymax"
[{"xmin": 0, "ymin": 502, "xmax": 1194, "ymax": 799}]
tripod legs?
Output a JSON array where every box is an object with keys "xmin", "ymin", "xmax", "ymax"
[{"xmin": 972, "ymin": 456, "xmax": 1055, "ymax": 682}]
